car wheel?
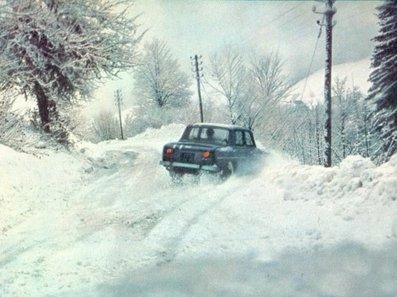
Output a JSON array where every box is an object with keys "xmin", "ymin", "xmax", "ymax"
[{"xmin": 220, "ymin": 161, "xmax": 235, "ymax": 180}]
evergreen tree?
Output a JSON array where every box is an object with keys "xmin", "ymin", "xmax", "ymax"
[{"xmin": 368, "ymin": 0, "xmax": 397, "ymax": 162}]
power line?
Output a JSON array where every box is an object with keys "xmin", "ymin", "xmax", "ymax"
[
  {"xmin": 200, "ymin": 74, "xmax": 218, "ymax": 104},
  {"xmin": 300, "ymin": 15, "xmax": 325, "ymax": 103},
  {"xmin": 202, "ymin": 73, "xmax": 224, "ymax": 98},
  {"xmin": 277, "ymin": 9, "xmax": 308, "ymax": 29},
  {"xmin": 262, "ymin": 2, "xmax": 305, "ymax": 27}
]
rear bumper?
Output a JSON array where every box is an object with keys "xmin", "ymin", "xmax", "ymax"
[{"xmin": 160, "ymin": 161, "xmax": 219, "ymax": 172}]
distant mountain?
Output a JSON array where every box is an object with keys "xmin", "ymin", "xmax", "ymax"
[{"xmin": 290, "ymin": 58, "xmax": 372, "ymax": 106}]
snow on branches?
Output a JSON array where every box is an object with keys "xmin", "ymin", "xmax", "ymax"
[
  {"xmin": 0, "ymin": 0, "xmax": 143, "ymax": 133},
  {"xmin": 368, "ymin": 0, "xmax": 397, "ymax": 162}
]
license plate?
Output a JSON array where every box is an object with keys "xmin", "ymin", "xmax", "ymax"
[{"xmin": 181, "ymin": 152, "xmax": 195, "ymax": 163}]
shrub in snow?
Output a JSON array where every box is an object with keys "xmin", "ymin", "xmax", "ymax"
[
  {"xmin": 124, "ymin": 102, "xmax": 200, "ymax": 138},
  {"xmin": 92, "ymin": 109, "xmax": 119, "ymax": 142}
]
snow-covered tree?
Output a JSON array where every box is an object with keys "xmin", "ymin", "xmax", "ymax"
[
  {"xmin": 126, "ymin": 38, "xmax": 193, "ymax": 136},
  {"xmin": 355, "ymin": 91, "xmax": 376, "ymax": 158},
  {"xmin": 368, "ymin": 0, "xmax": 397, "ymax": 162},
  {"xmin": 133, "ymin": 38, "xmax": 192, "ymax": 109},
  {"xmin": 209, "ymin": 47, "xmax": 290, "ymax": 132},
  {"xmin": 0, "ymin": 0, "xmax": 142, "ymax": 133},
  {"xmin": 248, "ymin": 52, "xmax": 290, "ymax": 133},
  {"xmin": 271, "ymin": 100, "xmax": 323, "ymax": 165},
  {"xmin": 332, "ymin": 77, "xmax": 350, "ymax": 161},
  {"xmin": 332, "ymin": 77, "xmax": 376, "ymax": 161},
  {"xmin": 209, "ymin": 46, "xmax": 247, "ymax": 125}
]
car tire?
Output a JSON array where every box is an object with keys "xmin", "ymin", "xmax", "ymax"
[{"xmin": 220, "ymin": 161, "xmax": 235, "ymax": 180}]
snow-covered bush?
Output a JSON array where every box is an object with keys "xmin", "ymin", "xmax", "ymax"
[
  {"xmin": 92, "ymin": 109, "xmax": 119, "ymax": 141},
  {"xmin": 124, "ymin": 101, "xmax": 202, "ymax": 138}
]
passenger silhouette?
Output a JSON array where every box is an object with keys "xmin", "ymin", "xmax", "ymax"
[{"xmin": 206, "ymin": 128, "xmax": 215, "ymax": 141}]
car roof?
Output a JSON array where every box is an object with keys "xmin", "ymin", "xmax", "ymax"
[{"xmin": 189, "ymin": 122, "xmax": 250, "ymax": 131}]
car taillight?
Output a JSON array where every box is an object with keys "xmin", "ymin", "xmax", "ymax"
[
  {"xmin": 165, "ymin": 147, "xmax": 174, "ymax": 157},
  {"xmin": 202, "ymin": 151, "xmax": 211, "ymax": 159}
]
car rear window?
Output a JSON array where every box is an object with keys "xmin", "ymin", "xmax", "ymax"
[{"xmin": 186, "ymin": 127, "xmax": 229, "ymax": 145}]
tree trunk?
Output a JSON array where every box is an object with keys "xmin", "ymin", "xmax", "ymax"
[{"xmin": 34, "ymin": 82, "xmax": 50, "ymax": 132}]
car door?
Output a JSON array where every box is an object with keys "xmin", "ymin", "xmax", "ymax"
[
  {"xmin": 243, "ymin": 130, "xmax": 258, "ymax": 156},
  {"xmin": 233, "ymin": 130, "xmax": 247, "ymax": 164},
  {"xmin": 235, "ymin": 130, "xmax": 257, "ymax": 163}
]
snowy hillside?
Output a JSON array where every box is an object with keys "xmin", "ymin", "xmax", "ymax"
[
  {"xmin": 1, "ymin": 125, "xmax": 396, "ymax": 297},
  {"xmin": 291, "ymin": 58, "xmax": 372, "ymax": 105}
]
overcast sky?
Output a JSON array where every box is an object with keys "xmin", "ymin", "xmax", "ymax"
[
  {"xmin": 92, "ymin": 0, "xmax": 379, "ymax": 114},
  {"xmin": 133, "ymin": 0, "xmax": 378, "ymax": 83}
]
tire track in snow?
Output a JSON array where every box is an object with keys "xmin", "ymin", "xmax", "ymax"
[
  {"xmin": 140, "ymin": 179, "xmax": 246, "ymax": 267},
  {"xmin": 23, "ymin": 143, "xmax": 251, "ymax": 276},
  {"xmin": 90, "ymin": 144, "xmax": 256, "ymax": 268}
]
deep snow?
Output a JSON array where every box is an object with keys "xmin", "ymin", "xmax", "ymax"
[{"xmin": 1, "ymin": 124, "xmax": 396, "ymax": 297}]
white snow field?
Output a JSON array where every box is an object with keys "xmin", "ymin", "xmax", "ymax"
[
  {"xmin": 291, "ymin": 58, "xmax": 372, "ymax": 105},
  {"xmin": 1, "ymin": 124, "xmax": 396, "ymax": 297}
]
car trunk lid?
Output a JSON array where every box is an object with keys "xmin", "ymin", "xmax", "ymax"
[{"xmin": 163, "ymin": 142, "xmax": 218, "ymax": 163}]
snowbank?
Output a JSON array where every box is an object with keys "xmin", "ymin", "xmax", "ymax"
[
  {"xmin": 0, "ymin": 143, "xmax": 86, "ymax": 203},
  {"xmin": 267, "ymin": 154, "xmax": 396, "ymax": 205},
  {"xmin": 0, "ymin": 125, "xmax": 396, "ymax": 297}
]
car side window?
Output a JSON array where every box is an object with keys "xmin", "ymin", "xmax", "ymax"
[
  {"xmin": 201, "ymin": 127, "xmax": 214, "ymax": 141},
  {"xmin": 187, "ymin": 127, "xmax": 200, "ymax": 141},
  {"xmin": 213, "ymin": 129, "xmax": 229, "ymax": 145},
  {"xmin": 244, "ymin": 131, "xmax": 254, "ymax": 146},
  {"xmin": 235, "ymin": 131, "xmax": 244, "ymax": 146}
]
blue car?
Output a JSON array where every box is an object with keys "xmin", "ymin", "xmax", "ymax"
[{"xmin": 160, "ymin": 123, "xmax": 265, "ymax": 180}]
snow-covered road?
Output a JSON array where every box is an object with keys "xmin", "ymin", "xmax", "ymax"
[{"xmin": 1, "ymin": 125, "xmax": 396, "ymax": 296}]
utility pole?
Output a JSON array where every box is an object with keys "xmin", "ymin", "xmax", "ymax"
[
  {"xmin": 315, "ymin": 0, "xmax": 336, "ymax": 167},
  {"xmin": 324, "ymin": 0, "xmax": 336, "ymax": 167},
  {"xmin": 191, "ymin": 54, "xmax": 204, "ymax": 123},
  {"xmin": 114, "ymin": 89, "xmax": 124, "ymax": 140}
]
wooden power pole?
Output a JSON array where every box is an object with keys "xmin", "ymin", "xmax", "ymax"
[
  {"xmin": 114, "ymin": 89, "xmax": 124, "ymax": 140},
  {"xmin": 192, "ymin": 54, "xmax": 204, "ymax": 123},
  {"xmin": 323, "ymin": 0, "xmax": 336, "ymax": 167}
]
